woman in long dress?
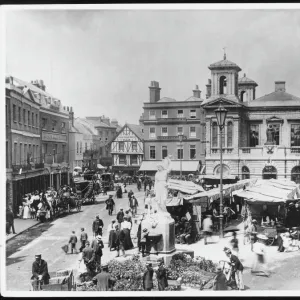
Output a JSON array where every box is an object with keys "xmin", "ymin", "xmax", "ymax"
[
  {"xmin": 22, "ymin": 196, "xmax": 31, "ymax": 219},
  {"xmin": 122, "ymin": 217, "xmax": 134, "ymax": 250}
]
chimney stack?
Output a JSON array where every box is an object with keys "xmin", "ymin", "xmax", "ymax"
[
  {"xmin": 193, "ymin": 85, "xmax": 201, "ymax": 98},
  {"xmin": 206, "ymin": 79, "xmax": 212, "ymax": 99},
  {"xmin": 111, "ymin": 119, "xmax": 118, "ymax": 128},
  {"xmin": 275, "ymin": 81, "xmax": 286, "ymax": 92},
  {"xmin": 69, "ymin": 107, "xmax": 74, "ymax": 127},
  {"xmin": 149, "ymin": 81, "xmax": 161, "ymax": 103}
]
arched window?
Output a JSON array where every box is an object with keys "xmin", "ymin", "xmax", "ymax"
[
  {"xmin": 212, "ymin": 122, "xmax": 218, "ymax": 147},
  {"xmin": 291, "ymin": 166, "xmax": 300, "ymax": 184},
  {"xmin": 262, "ymin": 165, "xmax": 277, "ymax": 180},
  {"xmin": 241, "ymin": 166, "xmax": 250, "ymax": 180},
  {"xmin": 214, "ymin": 164, "xmax": 230, "ymax": 177},
  {"xmin": 220, "ymin": 76, "xmax": 227, "ymax": 95},
  {"xmin": 240, "ymin": 90, "xmax": 246, "ymax": 102},
  {"xmin": 227, "ymin": 122, "xmax": 233, "ymax": 147}
]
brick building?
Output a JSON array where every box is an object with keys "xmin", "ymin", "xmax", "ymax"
[
  {"xmin": 6, "ymin": 76, "xmax": 45, "ymax": 213},
  {"xmin": 202, "ymin": 54, "xmax": 300, "ymax": 183},
  {"xmin": 139, "ymin": 81, "xmax": 206, "ymax": 175}
]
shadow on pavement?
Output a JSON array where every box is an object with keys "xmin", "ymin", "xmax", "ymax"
[{"xmin": 6, "ymin": 255, "xmax": 27, "ymax": 267}]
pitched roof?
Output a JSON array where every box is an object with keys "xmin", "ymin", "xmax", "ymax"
[
  {"xmin": 208, "ymin": 56, "xmax": 242, "ymax": 71},
  {"xmin": 75, "ymin": 118, "xmax": 98, "ymax": 135},
  {"xmin": 85, "ymin": 118, "xmax": 111, "ymax": 128},
  {"xmin": 126, "ymin": 123, "xmax": 144, "ymax": 140},
  {"xmin": 184, "ymin": 96, "xmax": 204, "ymax": 102},
  {"xmin": 239, "ymin": 73, "xmax": 258, "ymax": 86},
  {"xmin": 247, "ymin": 90, "xmax": 300, "ymax": 107}
]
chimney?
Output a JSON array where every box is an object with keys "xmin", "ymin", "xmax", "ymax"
[
  {"xmin": 31, "ymin": 79, "xmax": 46, "ymax": 91},
  {"xmin": 275, "ymin": 81, "xmax": 286, "ymax": 92},
  {"xmin": 149, "ymin": 81, "xmax": 161, "ymax": 103},
  {"xmin": 206, "ymin": 79, "xmax": 212, "ymax": 99},
  {"xmin": 100, "ymin": 115, "xmax": 110, "ymax": 126},
  {"xmin": 111, "ymin": 119, "xmax": 118, "ymax": 127},
  {"xmin": 193, "ymin": 85, "xmax": 201, "ymax": 98},
  {"xmin": 69, "ymin": 107, "xmax": 74, "ymax": 127}
]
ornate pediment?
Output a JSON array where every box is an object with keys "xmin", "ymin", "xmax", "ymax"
[
  {"xmin": 266, "ymin": 116, "xmax": 284, "ymax": 124},
  {"xmin": 202, "ymin": 97, "xmax": 243, "ymax": 108}
]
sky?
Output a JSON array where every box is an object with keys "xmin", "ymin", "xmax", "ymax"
[{"xmin": 4, "ymin": 7, "xmax": 300, "ymax": 125}]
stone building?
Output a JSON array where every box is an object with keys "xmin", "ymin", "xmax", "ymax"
[
  {"xmin": 202, "ymin": 55, "xmax": 300, "ymax": 183},
  {"xmin": 139, "ymin": 81, "xmax": 206, "ymax": 175},
  {"xmin": 110, "ymin": 123, "xmax": 144, "ymax": 175}
]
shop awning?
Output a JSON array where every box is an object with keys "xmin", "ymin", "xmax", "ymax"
[
  {"xmin": 97, "ymin": 164, "xmax": 106, "ymax": 169},
  {"xmin": 139, "ymin": 160, "xmax": 200, "ymax": 172}
]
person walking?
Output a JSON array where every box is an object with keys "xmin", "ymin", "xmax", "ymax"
[
  {"xmin": 129, "ymin": 195, "xmax": 139, "ymax": 217},
  {"xmin": 91, "ymin": 236, "xmax": 104, "ymax": 272},
  {"xmin": 68, "ymin": 231, "xmax": 78, "ymax": 254},
  {"xmin": 202, "ymin": 215, "xmax": 213, "ymax": 245},
  {"xmin": 128, "ymin": 190, "xmax": 134, "ymax": 200},
  {"xmin": 251, "ymin": 234, "xmax": 270, "ymax": 277},
  {"xmin": 116, "ymin": 208, "xmax": 124, "ymax": 229},
  {"xmin": 107, "ymin": 220, "xmax": 117, "ymax": 251},
  {"xmin": 6, "ymin": 207, "xmax": 16, "ymax": 235},
  {"xmin": 155, "ymin": 259, "xmax": 168, "ymax": 291},
  {"xmin": 143, "ymin": 262, "xmax": 154, "ymax": 291},
  {"xmin": 82, "ymin": 241, "xmax": 96, "ymax": 275},
  {"xmin": 213, "ymin": 265, "xmax": 228, "ymax": 290},
  {"xmin": 92, "ymin": 264, "xmax": 116, "ymax": 291},
  {"xmin": 30, "ymin": 254, "xmax": 50, "ymax": 290},
  {"xmin": 230, "ymin": 231, "xmax": 239, "ymax": 257},
  {"xmin": 105, "ymin": 195, "xmax": 115, "ymax": 216},
  {"xmin": 115, "ymin": 225, "xmax": 126, "ymax": 257},
  {"xmin": 224, "ymin": 248, "xmax": 244, "ymax": 290},
  {"xmin": 92, "ymin": 215, "xmax": 104, "ymax": 237},
  {"xmin": 79, "ymin": 228, "xmax": 88, "ymax": 252}
]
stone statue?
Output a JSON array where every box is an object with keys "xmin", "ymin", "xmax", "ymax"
[
  {"xmin": 153, "ymin": 155, "xmax": 173, "ymax": 218},
  {"xmin": 266, "ymin": 124, "xmax": 275, "ymax": 143}
]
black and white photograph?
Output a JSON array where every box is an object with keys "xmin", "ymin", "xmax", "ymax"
[{"xmin": 1, "ymin": 4, "xmax": 300, "ymax": 296}]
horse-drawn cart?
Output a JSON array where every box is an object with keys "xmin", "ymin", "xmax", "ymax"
[{"xmin": 53, "ymin": 191, "xmax": 82, "ymax": 217}]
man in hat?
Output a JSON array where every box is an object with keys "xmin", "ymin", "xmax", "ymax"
[
  {"xmin": 129, "ymin": 195, "xmax": 139, "ymax": 217},
  {"xmin": 92, "ymin": 215, "xmax": 104, "ymax": 237},
  {"xmin": 68, "ymin": 230, "xmax": 78, "ymax": 254},
  {"xmin": 180, "ymin": 219, "xmax": 192, "ymax": 245},
  {"xmin": 79, "ymin": 228, "xmax": 88, "ymax": 252},
  {"xmin": 213, "ymin": 265, "xmax": 228, "ymax": 290},
  {"xmin": 224, "ymin": 248, "xmax": 244, "ymax": 290},
  {"xmin": 202, "ymin": 215, "xmax": 213, "ymax": 245},
  {"xmin": 117, "ymin": 208, "xmax": 124, "ymax": 228},
  {"xmin": 251, "ymin": 234, "xmax": 270, "ymax": 277},
  {"xmin": 92, "ymin": 264, "xmax": 116, "ymax": 291},
  {"xmin": 107, "ymin": 220, "xmax": 117, "ymax": 251},
  {"xmin": 6, "ymin": 207, "xmax": 16, "ymax": 235},
  {"xmin": 140, "ymin": 228, "xmax": 149, "ymax": 257},
  {"xmin": 155, "ymin": 258, "xmax": 168, "ymax": 291},
  {"xmin": 91, "ymin": 235, "xmax": 104, "ymax": 272},
  {"xmin": 105, "ymin": 195, "xmax": 115, "ymax": 216},
  {"xmin": 31, "ymin": 254, "xmax": 50, "ymax": 290},
  {"xmin": 82, "ymin": 241, "xmax": 96, "ymax": 274},
  {"xmin": 143, "ymin": 262, "xmax": 154, "ymax": 291}
]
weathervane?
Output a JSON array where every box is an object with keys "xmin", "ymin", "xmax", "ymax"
[{"xmin": 223, "ymin": 47, "xmax": 227, "ymax": 60}]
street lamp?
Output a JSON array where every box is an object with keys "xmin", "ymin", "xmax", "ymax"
[
  {"xmin": 56, "ymin": 164, "xmax": 61, "ymax": 190},
  {"xmin": 214, "ymin": 101, "xmax": 228, "ymax": 238},
  {"xmin": 178, "ymin": 133, "xmax": 184, "ymax": 179},
  {"xmin": 67, "ymin": 164, "xmax": 70, "ymax": 185}
]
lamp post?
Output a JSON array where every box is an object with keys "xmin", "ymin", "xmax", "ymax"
[
  {"xmin": 215, "ymin": 101, "xmax": 228, "ymax": 238},
  {"xmin": 178, "ymin": 133, "xmax": 184, "ymax": 179},
  {"xmin": 67, "ymin": 164, "xmax": 70, "ymax": 185},
  {"xmin": 56, "ymin": 164, "xmax": 61, "ymax": 190}
]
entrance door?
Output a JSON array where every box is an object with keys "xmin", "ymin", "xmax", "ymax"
[{"xmin": 262, "ymin": 165, "xmax": 277, "ymax": 179}]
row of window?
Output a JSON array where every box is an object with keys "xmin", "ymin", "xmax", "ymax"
[
  {"xmin": 212, "ymin": 121, "xmax": 233, "ymax": 148},
  {"xmin": 11, "ymin": 104, "xmax": 39, "ymax": 128},
  {"xmin": 149, "ymin": 145, "xmax": 196, "ymax": 160},
  {"xmin": 149, "ymin": 109, "xmax": 197, "ymax": 119},
  {"xmin": 118, "ymin": 141, "xmax": 138, "ymax": 151},
  {"xmin": 249, "ymin": 123, "xmax": 300, "ymax": 147},
  {"xmin": 42, "ymin": 143, "xmax": 66, "ymax": 162},
  {"xmin": 41, "ymin": 118, "xmax": 66, "ymax": 132},
  {"xmin": 118, "ymin": 155, "xmax": 138, "ymax": 165},
  {"xmin": 13, "ymin": 142, "xmax": 40, "ymax": 165},
  {"xmin": 149, "ymin": 126, "xmax": 197, "ymax": 138}
]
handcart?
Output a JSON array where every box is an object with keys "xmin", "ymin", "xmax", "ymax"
[{"xmin": 33, "ymin": 269, "xmax": 76, "ymax": 291}]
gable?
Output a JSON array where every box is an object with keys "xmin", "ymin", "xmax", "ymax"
[
  {"xmin": 202, "ymin": 97, "xmax": 243, "ymax": 109},
  {"xmin": 113, "ymin": 125, "xmax": 141, "ymax": 142}
]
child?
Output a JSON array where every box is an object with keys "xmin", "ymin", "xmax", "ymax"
[{"xmin": 69, "ymin": 231, "xmax": 78, "ymax": 254}]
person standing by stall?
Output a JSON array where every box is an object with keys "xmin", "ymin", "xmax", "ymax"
[{"xmin": 251, "ymin": 234, "xmax": 270, "ymax": 277}]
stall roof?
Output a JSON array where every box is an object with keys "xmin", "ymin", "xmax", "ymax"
[
  {"xmin": 139, "ymin": 160, "xmax": 200, "ymax": 172},
  {"xmin": 184, "ymin": 178, "xmax": 258, "ymax": 203},
  {"xmin": 97, "ymin": 164, "xmax": 106, "ymax": 169},
  {"xmin": 167, "ymin": 179, "xmax": 204, "ymax": 195},
  {"xmin": 234, "ymin": 179, "xmax": 299, "ymax": 203}
]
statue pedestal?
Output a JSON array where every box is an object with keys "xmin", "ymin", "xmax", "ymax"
[{"xmin": 142, "ymin": 213, "xmax": 176, "ymax": 255}]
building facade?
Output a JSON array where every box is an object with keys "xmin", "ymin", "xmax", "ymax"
[
  {"xmin": 6, "ymin": 77, "xmax": 45, "ymax": 213},
  {"xmin": 110, "ymin": 123, "xmax": 144, "ymax": 175},
  {"xmin": 140, "ymin": 81, "xmax": 206, "ymax": 175},
  {"xmin": 202, "ymin": 55, "xmax": 300, "ymax": 183}
]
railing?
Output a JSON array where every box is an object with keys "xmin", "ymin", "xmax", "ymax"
[
  {"xmin": 211, "ymin": 148, "xmax": 233, "ymax": 154},
  {"xmin": 290, "ymin": 147, "xmax": 300, "ymax": 154}
]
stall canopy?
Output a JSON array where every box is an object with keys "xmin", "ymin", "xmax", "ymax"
[
  {"xmin": 139, "ymin": 160, "xmax": 200, "ymax": 172},
  {"xmin": 167, "ymin": 179, "xmax": 204, "ymax": 195},
  {"xmin": 199, "ymin": 175, "xmax": 238, "ymax": 185},
  {"xmin": 184, "ymin": 178, "xmax": 258, "ymax": 204},
  {"xmin": 97, "ymin": 164, "xmax": 106, "ymax": 169},
  {"xmin": 234, "ymin": 179, "xmax": 299, "ymax": 203}
]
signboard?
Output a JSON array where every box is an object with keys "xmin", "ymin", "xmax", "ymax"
[{"xmin": 42, "ymin": 131, "xmax": 67, "ymax": 142}]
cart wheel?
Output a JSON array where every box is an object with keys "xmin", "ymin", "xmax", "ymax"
[{"xmin": 266, "ymin": 237, "xmax": 275, "ymax": 246}]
